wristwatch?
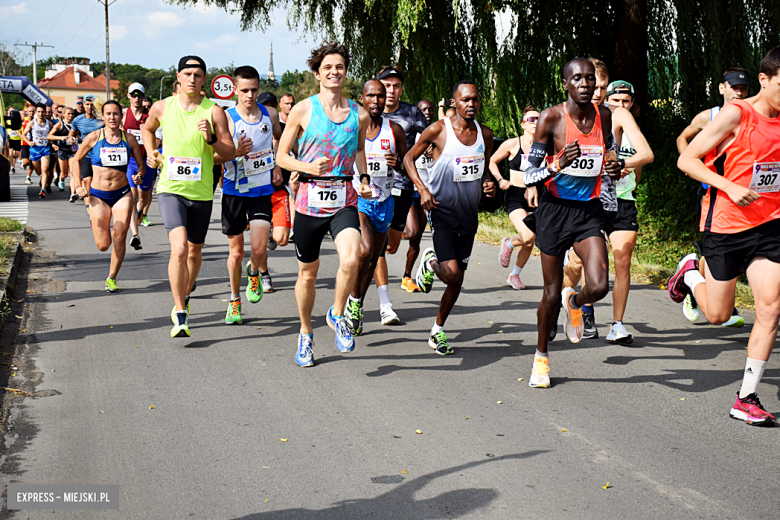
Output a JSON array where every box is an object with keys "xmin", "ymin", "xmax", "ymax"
[{"xmin": 206, "ymin": 133, "xmax": 217, "ymax": 145}]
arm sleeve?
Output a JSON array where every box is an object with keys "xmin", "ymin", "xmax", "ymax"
[
  {"xmin": 523, "ymin": 141, "xmax": 553, "ymax": 187},
  {"xmin": 605, "ymin": 131, "xmax": 618, "ymax": 156}
]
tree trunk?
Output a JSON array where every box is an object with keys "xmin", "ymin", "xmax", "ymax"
[{"xmin": 613, "ymin": 0, "xmax": 648, "ymax": 114}]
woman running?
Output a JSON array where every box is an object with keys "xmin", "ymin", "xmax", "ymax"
[
  {"xmin": 489, "ymin": 106, "xmax": 540, "ymax": 289},
  {"xmin": 21, "ymin": 103, "xmax": 54, "ymax": 199},
  {"xmin": 48, "ymin": 107, "xmax": 78, "ymax": 199},
  {"xmin": 72, "ymin": 101, "xmax": 145, "ymax": 293}
]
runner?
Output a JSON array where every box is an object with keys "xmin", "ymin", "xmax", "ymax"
[
  {"xmin": 672, "ymin": 47, "xmax": 780, "ymax": 426},
  {"xmin": 74, "ymin": 96, "xmax": 85, "ymax": 116},
  {"xmin": 21, "ymin": 103, "xmax": 53, "ymax": 199},
  {"xmin": 7, "ymin": 108, "xmax": 22, "ymax": 174},
  {"xmin": 45, "ymin": 105, "xmax": 58, "ymax": 193},
  {"xmin": 219, "ymin": 67, "xmax": 284, "ymax": 325},
  {"xmin": 123, "ymin": 82, "xmax": 150, "ymax": 249},
  {"xmin": 47, "ymin": 106, "xmax": 78, "ymax": 199},
  {"xmin": 21, "ymin": 105, "xmax": 32, "ymax": 177},
  {"xmin": 71, "ymin": 95, "xmax": 105, "ymax": 211},
  {"xmin": 276, "ymin": 41, "xmax": 371, "ymax": 367},
  {"xmin": 278, "ymin": 93, "xmax": 297, "ymax": 235},
  {"xmin": 677, "ymin": 67, "xmax": 750, "ymax": 327},
  {"xmin": 142, "ymin": 97, "xmax": 153, "ymax": 111},
  {"xmin": 405, "ymin": 80, "xmax": 497, "ymax": 355},
  {"xmin": 490, "ymin": 105, "xmax": 540, "ymax": 289},
  {"xmin": 522, "ymin": 58, "xmax": 622, "ymax": 387},
  {"xmin": 71, "ymin": 101, "xmax": 145, "ymax": 293},
  {"xmin": 346, "ymin": 79, "xmax": 408, "ymax": 335},
  {"xmin": 142, "ymin": 55, "xmax": 236, "ymax": 338}
]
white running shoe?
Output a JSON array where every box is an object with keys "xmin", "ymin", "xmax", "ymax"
[
  {"xmin": 682, "ymin": 294, "xmax": 700, "ymax": 322},
  {"xmin": 529, "ymin": 356, "xmax": 550, "ymax": 388},
  {"xmin": 605, "ymin": 321, "xmax": 634, "ymax": 344},
  {"xmin": 380, "ymin": 303, "xmax": 400, "ymax": 325}
]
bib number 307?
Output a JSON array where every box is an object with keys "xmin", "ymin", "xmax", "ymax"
[
  {"xmin": 167, "ymin": 156, "xmax": 202, "ymax": 181},
  {"xmin": 750, "ymin": 162, "xmax": 780, "ymax": 193}
]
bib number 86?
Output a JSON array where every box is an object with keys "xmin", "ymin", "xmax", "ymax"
[{"xmin": 177, "ymin": 166, "xmax": 192, "ymax": 175}]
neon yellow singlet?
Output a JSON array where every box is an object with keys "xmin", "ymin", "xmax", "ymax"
[{"xmin": 158, "ymin": 95, "xmax": 216, "ymax": 201}]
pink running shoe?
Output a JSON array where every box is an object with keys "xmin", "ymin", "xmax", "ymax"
[
  {"xmin": 507, "ymin": 274, "xmax": 526, "ymax": 289},
  {"xmin": 668, "ymin": 252, "xmax": 698, "ymax": 303},
  {"xmin": 498, "ymin": 237, "xmax": 514, "ymax": 268},
  {"xmin": 730, "ymin": 392, "xmax": 775, "ymax": 426}
]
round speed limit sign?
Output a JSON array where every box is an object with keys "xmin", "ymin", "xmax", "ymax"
[{"xmin": 211, "ymin": 75, "xmax": 235, "ymax": 100}]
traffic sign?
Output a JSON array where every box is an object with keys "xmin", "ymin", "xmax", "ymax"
[{"xmin": 211, "ymin": 75, "xmax": 235, "ymax": 100}]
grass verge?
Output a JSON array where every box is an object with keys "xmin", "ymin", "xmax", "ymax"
[
  {"xmin": 0, "ymin": 235, "xmax": 17, "ymax": 276},
  {"xmin": 477, "ymin": 209, "xmax": 755, "ymax": 310},
  {"xmin": 0, "ymin": 218, "xmax": 22, "ymax": 233}
]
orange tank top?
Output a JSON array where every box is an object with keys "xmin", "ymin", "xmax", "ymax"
[{"xmin": 700, "ymin": 99, "xmax": 780, "ymax": 234}]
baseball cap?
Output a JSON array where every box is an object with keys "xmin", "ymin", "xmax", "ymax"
[
  {"xmin": 128, "ymin": 82, "xmax": 145, "ymax": 95},
  {"xmin": 723, "ymin": 71, "xmax": 749, "ymax": 87},
  {"xmin": 84, "ymin": 95, "xmax": 94, "ymax": 101},
  {"xmin": 257, "ymin": 92, "xmax": 278, "ymax": 107},
  {"xmin": 606, "ymin": 80, "xmax": 634, "ymax": 99},
  {"xmin": 377, "ymin": 67, "xmax": 405, "ymax": 83}
]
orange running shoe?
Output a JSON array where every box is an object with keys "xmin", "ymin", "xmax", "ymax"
[
  {"xmin": 561, "ymin": 287, "xmax": 583, "ymax": 343},
  {"xmin": 401, "ymin": 276, "xmax": 420, "ymax": 293}
]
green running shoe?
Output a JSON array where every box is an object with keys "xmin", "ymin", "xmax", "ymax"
[
  {"xmin": 170, "ymin": 311, "xmax": 190, "ymax": 338},
  {"xmin": 428, "ymin": 331, "xmax": 453, "ymax": 355},
  {"xmin": 225, "ymin": 299, "xmax": 243, "ymax": 324},
  {"xmin": 345, "ymin": 297, "xmax": 363, "ymax": 336},
  {"xmin": 105, "ymin": 278, "xmax": 119, "ymax": 293},
  {"xmin": 683, "ymin": 293, "xmax": 700, "ymax": 322},
  {"xmin": 415, "ymin": 248, "xmax": 437, "ymax": 294},
  {"xmin": 246, "ymin": 263, "xmax": 263, "ymax": 303},
  {"xmin": 722, "ymin": 308, "xmax": 744, "ymax": 328},
  {"xmin": 141, "ymin": 216, "xmax": 151, "ymax": 227}
]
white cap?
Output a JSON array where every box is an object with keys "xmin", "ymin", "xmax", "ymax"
[{"xmin": 128, "ymin": 82, "xmax": 145, "ymax": 95}]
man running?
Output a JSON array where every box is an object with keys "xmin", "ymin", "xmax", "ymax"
[
  {"xmin": 219, "ymin": 67, "xmax": 283, "ymax": 325},
  {"xmin": 522, "ymin": 58, "xmax": 622, "ymax": 387},
  {"xmin": 277, "ymin": 41, "xmax": 371, "ymax": 367},
  {"xmin": 21, "ymin": 104, "xmax": 53, "ymax": 199},
  {"xmin": 142, "ymin": 55, "xmax": 236, "ymax": 338},
  {"xmin": 672, "ymin": 47, "xmax": 780, "ymax": 427},
  {"xmin": 277, "ymin": 93, "xmax": 297, "ymax": 235},
  {"xmin": 405, "ymin": 80, "xmax": 497, "ymax": 355},
  {"xmin": 123, "ymin": 82, "xmax": 150, "ymax": 249},
  {"xmin": 676, "ymin": 67, "xmax": 750, "ymax": 327},
  {"xmin": 346, "ymin": 79, "xmax": 408, "ymax": 335}
]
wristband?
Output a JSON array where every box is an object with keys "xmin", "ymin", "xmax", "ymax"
[
  {"xmin": 206, "ymin": 133, "xmax": 217, "ymax": 145},
  {"xmin": 618, "ymin": 158, "xmax": 626, "ymax": 169},
  {"xmin": 359, "ymin": 173, "xmax": 371, "ymax": 184}
]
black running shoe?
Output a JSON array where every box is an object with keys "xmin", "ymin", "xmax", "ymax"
[
  {"xmin": 582, "ymin": 307, "xmax": 598, "ymax": 339},
  {"xmin": 130, "ymin": 234, "xmax": 142, "ymax": 250}
]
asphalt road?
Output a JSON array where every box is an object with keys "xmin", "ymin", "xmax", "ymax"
[{"xmin": 0, "ymin": 168, "xmax": 777, "ymax": 519}]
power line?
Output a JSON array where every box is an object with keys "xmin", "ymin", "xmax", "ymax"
[
  {"xmin": 39, "ymin": 0, "xmax": 71, "ymax": 44},
  {"xmin": 56, "ymin": 1, "xmax": 100, "ymax": 54},
  {"xmin": 72, "ymin": 0, "xmax": 128, "ymax": 55}
]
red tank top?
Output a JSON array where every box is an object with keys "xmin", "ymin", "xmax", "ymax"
[
  {"xmin": 700, "ymin": 99, "xmax": 780, "ymax": 234},
  {"xmin": 124, "ymin": 107, "xmax": 149, "ymax": 156}
]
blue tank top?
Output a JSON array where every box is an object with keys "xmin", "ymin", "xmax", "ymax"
[
  {"xmin": 223, "ymin": 104, "xmax": 275, "ymax": 197},
  {"xmin": 89, "ymin": 129, "xmax": 131, "ymax": 173}
]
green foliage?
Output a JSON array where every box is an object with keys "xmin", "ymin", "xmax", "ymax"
[{"xmin": 0, "ymin": 218, "xmax": 22, "ymax": 232}]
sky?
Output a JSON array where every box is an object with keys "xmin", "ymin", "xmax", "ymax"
[{"xmin": 0, "ymin": 0, "xmax": 315, "ymax": 75}]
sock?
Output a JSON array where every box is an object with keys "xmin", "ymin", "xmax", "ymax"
[
  {"xmin": 683, "ymin": 269, "xmax": 705, "ymax": 294},
  {"xmin": 330, "ymin": 306, "xmax": 343, "ymax": 320},
  {"xmin": 511, "ymin": 265, "xmax": 522, "ymax": 276},
  {"xmin": 569, "ymin": 293, "xmax": 581, "ymax": 310},
  {"xmin": 301, "ymin": 332, "xmax": 313, "ymax": 339},
  {"xmin": 377, "ymin": 285, "xmax": 390, "ymax": 306},
  {"xmin": 260, "ymin": 270, "xmax": 269, "ymax": 277},
  {"xmin": 248, "ymin": 266, "xmax": 259, "ymax": 277},
  {"xmin": 231, "ymin": 293, "xmax": 240, "ymax": 301},
  {"xmin": 403, "ymin": 271, "xmax": 411, "ymax": 279},
  {"xmin": 176, "ymin": 310, "xmax": 187, "ymax": 325},
  {"xmin": 535, "ymin": 349, "xmax": 548, "ymax": 359},
  {"xmin": 431, "ymin": 322, "xmax": 444, "ymax": 335},
  {"xmin": 739, "ymin": 357, "xmax": 767, "ymax": 398}
]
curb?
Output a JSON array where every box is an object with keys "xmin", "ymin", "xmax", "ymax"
[{"xmin": 0, "ymin": 233, "xmax": 26, "ymax": 334}]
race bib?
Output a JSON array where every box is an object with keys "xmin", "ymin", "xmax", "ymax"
[
  {"xmin": 562, "ymin": 145, "xmax": 604, "ymax": 177},
  {"xmin": 617, "ymin": 169, "xmax": 635, "ymax": 189},
  {"xmin": 33, "ymin": 130, "xmax": 47, "ymax": 147},
  {"xmin": 750, "ymin": 162, "xmax": 780, "ymax": 193},
  {"xmin": 244, "ymin": 149, "xmax": 274, "ymax": 176},
  {"xmin": 519, "ymin": 154, "xmax": 533, "ymax": 171},
  {"xmin": 167, "ymin": 156, "xmax": 202, "ymax": 182},
  {"xmin": 100, "ymin": 147, "xmax": 128, "ymax": 167},
  {"xmin": 127, "ymin": 129, "xmax": 143, "ymax": 145},
  {"xmin": 309, "ymin": 181, "xmax": 346, "ymax": 209},
  {"xmin": 453, "ymin": 154, "xmax": 484, "ymax": 182}
]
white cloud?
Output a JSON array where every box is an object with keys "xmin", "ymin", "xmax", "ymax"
[
  {"xmin": 11, "ymin": 2, "xmax": 29, "ymax": 14},
  {"xmin": 110, "ymin": 25, "xmax": 127, "ymax": 42},
  {"xmin": 0, "ymin": 2, "xmax": 29, "ymax": 18},
  {"xmin": 143, "ymin": 11, "xmax": 183, "ymax": 38}
]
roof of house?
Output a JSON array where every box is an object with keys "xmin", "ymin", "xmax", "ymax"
[{"xmin": 38, "ymin": 67, "xmax": 119, "ymax": 91}]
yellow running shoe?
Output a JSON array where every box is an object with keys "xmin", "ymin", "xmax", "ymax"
[{"xmin": 401, "ymin": 276, "xmax": 420, "ymax": 293}]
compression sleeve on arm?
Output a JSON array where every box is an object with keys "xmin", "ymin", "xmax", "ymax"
[{"xmin": 523, "ymin": 141, "xmax": 554, "ymax": 187}]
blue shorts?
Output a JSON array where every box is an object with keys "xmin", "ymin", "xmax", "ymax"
[
  {"xmin": 127, "ymin": 157, "xmax": 155, "ymax": 191},
  {"xmin": 412, "ymin": 191, "xmax": 421, "ymax": 207},
  {"xmin": 90, "ymin": 185, "xmax": 131, "ymax": 208},
  {"xmin": 358, "ymin": 196, "xmax": 394, "ymax": 233},
  {"xmin": 30, "ymin": 145, "xmax": 52, "ymax": 162}
]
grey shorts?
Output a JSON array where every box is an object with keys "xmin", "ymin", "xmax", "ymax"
[{"xmin": 157, "ymin": 193, "xmax": 213, "ymax": 245}]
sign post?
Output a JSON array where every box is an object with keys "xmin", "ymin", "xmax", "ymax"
[{"xmin": 210, "ymin": 75, "xmax": 235, "ymax": 100}]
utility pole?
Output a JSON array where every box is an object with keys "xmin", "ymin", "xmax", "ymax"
[
  {"xmin": 15, "ymin": 42, "xmax": 54, "ymax": 85},
  {"xmin": 98, "ymin": 0, "xmax": 117, "ymax": 101}
]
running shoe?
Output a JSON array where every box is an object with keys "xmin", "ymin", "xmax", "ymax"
[
  {"xmin": 105, "ymin": 278, "xmax": 119, "ymax": 293},
  {"xmin": 45, "ymin": 186, "xmax": 52, "ymax": 194},
  {"xmin": 327, "ymin": 306, "xmax": 355, "ymax": 353},
  {"xmin": 170, "ymin": 302, "xmax": 190, "ymax": 325},
  {"xmin": 498, "ymin": 237, "xmax": 514, "ymax": 268},
  {"xmin": 130, "ymin": 234, "xmax": 142, "ymax": 250},
  {"xmin": 563, "ymin": 247, "xmax": 573, "ymax": 268},
  {"xmin": 549, "ymin": 305, "xmax": 560, "ymax": 342},
  {"xmin": 289, "ymin": 230, "xmax": 294, "ymax": 242},
  {"xmin": 245, "ymin": 264, "xmax": 263, "ymax": 303},
  {"xmin": 261, "ymin": 273, "xmax": 273, "ymax": 293},
  {"xmin": 141, "ymin": 216, "xmax": 151, "ymax": 227},
  {"xmin": 25, "ymin": 176, "xmax": 31, "ymax": 185},
  {"xmin": 345, "ymin": 297, "xmax": 363, "ymax": 336},
  {"xmin": 401, "ymin": 276, "xmax": 420, "ymax": 293},
  {"xmin": 380, "ymin": 303, "xmax": 400, "ymax": 325},
  {"xmin": 429, "ymin": 331, "xmax": 453, "ymax": 355},
  {"xmin": 416, "ymin": 248, "xmax": 436, "ymax": 294},
  {"xmin": 683, "ymin": 293, "xmax": 700, "ymax": 322},
  {"xmin": 10, "ymin": 167, "xmax": 14, "ymax": 174},
  {"xmin": 170, "ymin": 312, "xmax": 190, "ymax": 338},
  {"xmin": 69, "ymin": 193, "xmax": 78, "ymax": 203},
  {"xmin": 295, "ymin": 334, "xmax": 315, "ymax": 367},
  {"xmin": 582, "ymin": 306, "xmax": 598, "ymax": 339},
  {"xmin": 730, "ymin": 392, "xmax": 775, "ymax": 426},
  {"xmin": 529, "ymin": 356, "xmax": 550, "ymax": 388},
  {"xmin": 38, "ymin": 189, "xmax": 45, "ymax": 199},
  {"xmin": 668, "ymin": 252, "xmax": 699, "ymax": 303},
  {"xmin": 224, "ymin": 299, "xmax": 242, "ymax": 324},
  {"xmin": 606, "ymin": 321, "xmax": 634, "ymax": 344},
  {"xmin": 507, "ymin": 274, "xmax": 526, "ymax": 290},
  {"xmin": 58, "ymin": 180, "xmax": 65, "ymax": 191},
  {"xmin": 722, "ymin": 308, "xmax": 745, "ymax": 328},
  {"xmin": 561, "ymin": 287, "xmax": 583, "ymax": 343},
  {"xmin": 268, "ymin": 229, "xmax": 277, "ymax": 251}
]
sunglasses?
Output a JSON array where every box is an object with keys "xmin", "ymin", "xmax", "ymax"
[
  {"xmin": 523, "ymin": 116, "xmax": 538, "ymax": 123},
  {"xmin": 76, "ymin": 101, "xmax": 83, "ymax": 105},
  {"xmin": 130, "ymin": 91, "xmax": 144, "ymax": 98}
]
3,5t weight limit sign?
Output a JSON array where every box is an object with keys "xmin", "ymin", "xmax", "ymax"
[{"xmin": 211, "ymin": 75, "xmax": 235, "ymax": 100}]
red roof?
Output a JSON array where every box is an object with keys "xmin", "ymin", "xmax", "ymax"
[{"xmin": 38, "ymin": 67, "xmax": 117, "ymax": 91}]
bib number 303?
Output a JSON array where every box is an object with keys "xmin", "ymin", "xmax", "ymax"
[
  {"xmin": 750, "ymin": 162, "xmax": 780, "ymax": 193},
  {"xmin": 167, "ymin": 156, "xmax": 202, "ymax": 181}
]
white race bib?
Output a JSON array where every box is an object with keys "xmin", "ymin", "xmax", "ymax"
[
  {"xmin": 33, "ymin": 130, "xmax": 48, "ymax": 147},
  {"xmin": 617, "ymin": 169, "xmax": 635, "ymax": 189},
  {"xmin": 244, "ymin": 149, "xmax": 274, "ymax": 176},
  {"xmin": 308, "ymin": 181, "xmax": 346, "ymax": 209},
  {"xmin": 562, "ymin": 145, "xmax": 604, "ymax": 177},
  {"xmin": 367, "ymin": 153, "xmax": 389, "ymax": 177},
  {"xmin": 127, "ymin": 129, "xmax": 143, "ymax": 145},
  {"xmin": 167, "ymin": 156, "xmax": 202, "ymax": 181},
  {"xmin": 750, "ymin": 162, "xmax": 780, "ymax": 193},
  {"xmin": 100, "ymin": 147, "xmax": 128, "ymax": 167},
  {"xmin": 453, "ymin": 154, "xmax": 484, "ymax": 182}
]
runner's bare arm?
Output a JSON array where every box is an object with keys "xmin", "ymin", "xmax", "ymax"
[
  {"xmin": 207, "ymin": 106, "xmax": 235, "ymax": 161},
  {"xmin": 265, "ymin": 107, "xmax": 284, "ymax": 185},
  {"xmin": 142, "ymin": 100, "xmax": 165, "ymax": 166},
  {"xmin": 613, "ymin": 107, "xmax": 654, "ymax": 168},
  {"xmin": 47, "ymin": 122, "xmax": 62, "ymax": 141},
  {"xmin": 488, "ymin": 138, "xmax": 516, "ymax": 188},
  {"xmin": 126, "ymin": 133, "xmax": 146, "ymax": 184},
  {"xmin": 386, "ymin": 120, "xmax": 407, "ymax": 172},
  {"xmin": 354, "ymin": 106, "xmax": 371, "ymax": 198},
  {"xmin": 277, "ymin": 100, "xmax": 326, "ymax": 175},
  {"xmin": 480, "ymin": 124, "xmax": 497, "ymax": 197},
  {"xmin": 678, "ymin": 103, "xmax": 757, "ymax": 206},
  {"xmin": 676, "ymin": 110, "xmax": 710, "ymax": 154},
  {"xmin": 403, "ymin": 122, "xmax": 444, "ymax": 210},
  {"xmin": 71, "ymin": 132, "xmax": 98, "ymax": 192},
  {"xmin": 600, "ymin": 107, "xmax": 622, "ymax": 179}
]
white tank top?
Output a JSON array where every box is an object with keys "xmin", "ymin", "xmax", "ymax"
[
  {"xmin": 353, "ymin": 118, "xmax": 396, "ymax": 203},
  {"xmin": 413, "ymin": 132, "xmax": 431, "ymax": 191},
  {"xmin": 32, "ymin": 119, "xmax": 51, "ymax": 147},
  {"xmin": 224, "ymin": 105, "xmax": 275, "ymax": 193}
]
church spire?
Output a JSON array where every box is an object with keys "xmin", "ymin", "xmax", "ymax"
[{"xmin": 268, "ymin": 42, "xmax": 276, "ymax": 82}]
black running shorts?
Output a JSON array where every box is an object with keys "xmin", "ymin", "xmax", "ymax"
[
  {"xmin": 605, "ymin": 199, "xmax": 639, "ymax": 234},
  {"xmin": 293, "ymin": 206, "xmax": 360, "ymax": 263},
  {"xmin": 505, "ymin": 185, "xmax": 534, "ymax": 215},
  {"xmin": 221, "ymin": 194, "xmax": 272, "ymax": 235},
  {"xmin": 702, "ymin": 218, "xmax": 780, "ymax": 281},
  {"xmin": 390, "ymin": 189, "xmax": 414, "ymax": 232},
  {"xmin": 158, "ymin": 193, "xmax": 214, "ymax": 245},
  {"xmin": 430, "ymin": 211, "xmax": 475, "ymax": 271},
  {"xmin": 529, "ymin": 191, "xmax": 605, "ymax": 257},
  {"xmin": 21, "ymin": 144, "xmax": 29, "ymax": 160},
  {"xmin": 9, "ymin": 140, "xmax": 21, "ymax": 152}
]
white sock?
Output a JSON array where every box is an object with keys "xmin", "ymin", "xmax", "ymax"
[
  {"xmin": 535, "ymin": 349, "xmax": 548, "ymax": 358},
  {"xmin": 377, "ymin": 285, "xmax": 390, "ymax": 306},
  {"xmin": 739, "ymin": 357, "xmax": 767, "ymax": 398},
  {"xmin": 683, "ymin": 269, "xmax": 705, "ymax": 294},
  {"xmin": 231, "ymin": 293, "xmax": 240, "ymax": 301},
  {"xmin": 431, "ymin": 322, "xmax": 444, "ymax": 335},
  {"xmin": 511, "ymin": 265, "xmax": 522, "ymax": 276}
]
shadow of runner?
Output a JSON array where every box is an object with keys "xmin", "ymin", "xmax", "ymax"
[{"xmin": 231, "ymin": 451, "xmax": 550, "ymax": 520}]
